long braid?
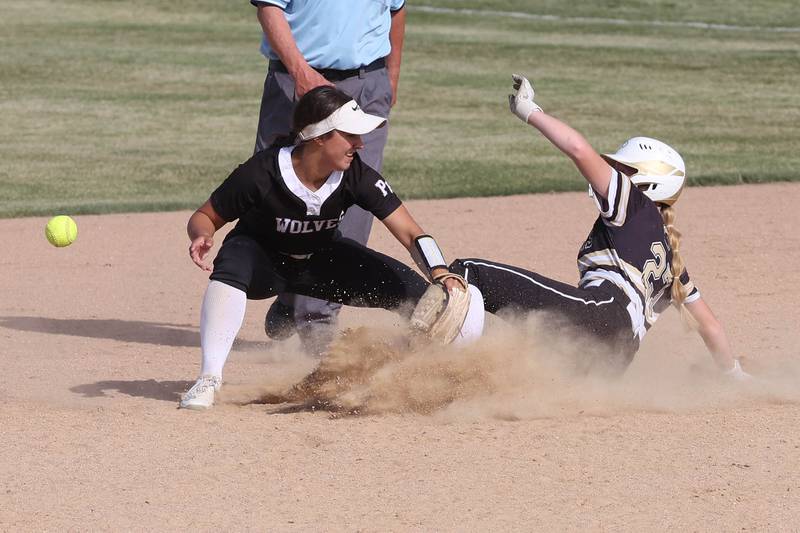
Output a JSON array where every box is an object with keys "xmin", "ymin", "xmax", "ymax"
[
  {"xmin": 661, "ymin": 205, "xmax": 696, "ymax": 329},
  {"xmin": 661, "ymin": 206, "xmax": 686, "ymax": 305}
]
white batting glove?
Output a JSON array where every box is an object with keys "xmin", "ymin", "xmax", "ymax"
[
  {"xmin": 508, "ymin": 74, "xmax": 542, "ymax": 123},
  {"xmin": 723, "ymin": 359, "xmax": 753, "ymax": 382}
]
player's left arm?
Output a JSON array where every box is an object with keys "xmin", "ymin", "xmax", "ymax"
[
  {"xmin": 387, "ymin": 4, "xmax": 406, "ymax": 107},
  {"xmin": 380, "ymin": 206, "xmax": 459, "ymax": 291},
  {"xmin": 354, "ymin": 161, "xmax": 462, "ymax": 291},
  {"xmin": 684, "ymin": 297, "xmax": 751, "ymax": 379},
  {"xmin": 508, "ymin": 74, "xmax": 613, "ymax": 198}
]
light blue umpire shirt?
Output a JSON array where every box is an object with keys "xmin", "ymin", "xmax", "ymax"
[{"xmin": 252, "ymin": 0, "xmax": 406, "ymax": 70}]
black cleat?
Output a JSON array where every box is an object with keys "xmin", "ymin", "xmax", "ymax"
[{"xmin": 264, "ymin": 300, "xmax": 297, "ymax": 341}]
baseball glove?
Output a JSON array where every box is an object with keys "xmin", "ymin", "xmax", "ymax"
[{"xmin": 410, "ymin": 273, "xmax": 471, "ymax": 345}]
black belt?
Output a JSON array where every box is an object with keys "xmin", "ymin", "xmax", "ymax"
[{"xmin": 269, "ymin": 57, "xmax": 385, "ymax": 82}]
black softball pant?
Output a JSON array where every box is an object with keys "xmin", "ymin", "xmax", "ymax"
[
  {"xmin": 449, "ymin": 257, "xmax": 639, "ymax": 370},
  {"xmin": 209, "ymin": 235, "xmax": 428, "ymax": 316}
]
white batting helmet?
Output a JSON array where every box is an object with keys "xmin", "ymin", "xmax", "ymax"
[{"xmin": 601, "ymin": 137, "xmax": 686, "ymax": 206}]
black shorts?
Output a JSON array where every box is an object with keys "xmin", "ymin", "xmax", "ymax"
[
  {"xmin": 450, "ymin": 257, "xmax": 639, "ymax": 371},
  {"xmin": 209, "ymin": 234, "xmax": 428, "ymax": 314}
]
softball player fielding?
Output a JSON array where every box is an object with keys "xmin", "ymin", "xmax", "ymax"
[{"xmin": 182, "ymin": 86, "xmax": 469, "ymax": 410}]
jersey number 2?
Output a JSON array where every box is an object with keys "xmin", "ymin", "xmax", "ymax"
[{"xmin": 642, "ymin": 242, "xmax": 673, "ymax": 322}]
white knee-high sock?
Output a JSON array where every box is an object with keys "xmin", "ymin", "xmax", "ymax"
[{"xmin": 199, "ymin": 280, "xmax": 247, "ymax": 379}]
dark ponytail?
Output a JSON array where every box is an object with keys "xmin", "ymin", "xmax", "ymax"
[{"xmin": 269, "ymin": 86, "xmax": 354, "ymax": 148}]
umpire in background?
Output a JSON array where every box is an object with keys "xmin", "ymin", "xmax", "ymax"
[{"xmin": 251, "ymin": 0, "xmax": 407, "ymax": 355}]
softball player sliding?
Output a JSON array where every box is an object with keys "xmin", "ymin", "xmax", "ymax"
[
  {"xmin": 449, "ymin": 74, "xmax": 751, "ymax": 378},
  {"xmin": 181, "ymin": 86, "xmax": 468, "ymax": 409}
]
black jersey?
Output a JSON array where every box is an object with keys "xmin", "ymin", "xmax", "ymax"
[
  {"xmin": 577, "ymin": 169, "xmax": 700, "ymax": 340},
  {"xmin": 210, "ymin": 146, "xmax": 401, "ymax": 255}
]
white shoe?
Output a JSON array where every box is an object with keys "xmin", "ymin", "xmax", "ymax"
[{"xmin": 180, "ymin": 375, "xmax": 221, "ymax": 410}]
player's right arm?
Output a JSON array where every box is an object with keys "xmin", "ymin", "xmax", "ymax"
[
  {"xmin": 508, "ymin": 74, "xmax": 613, "ymax": 198},
  {"xmin": 187, "ymin": 200, "xmax": 226, "ymax": 271},
  {"xmin": 255, "ymin": 2, "xmax": 331, "ymax": 98}
]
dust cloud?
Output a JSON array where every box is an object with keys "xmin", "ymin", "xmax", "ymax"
[{"xmin": 248, "ymin": 311, "xmax": 799, "ymax": 420}]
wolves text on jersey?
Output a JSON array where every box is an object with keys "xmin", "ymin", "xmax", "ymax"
[{"xmin": 275, "ymin": 211, "xmax": 345, "ymax": 234}]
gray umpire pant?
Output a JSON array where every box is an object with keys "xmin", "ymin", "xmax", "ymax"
[{"xmin": 254, "ymin": 62, "xmax": 393, "ymax": 344}]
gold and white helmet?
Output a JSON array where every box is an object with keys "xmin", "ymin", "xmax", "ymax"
[{"xmin": 601, "ymin": 137, "xmax": 686, "ymax": 206}]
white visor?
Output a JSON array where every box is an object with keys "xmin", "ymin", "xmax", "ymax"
[{"xmin": 297, "ymin": 100, "xmax": 386, "ymax": 141}]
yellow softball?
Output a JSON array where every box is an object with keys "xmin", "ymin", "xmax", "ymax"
[{"xmin": 45, "ymin": 215, "xmax": 78, "ymax": 247}]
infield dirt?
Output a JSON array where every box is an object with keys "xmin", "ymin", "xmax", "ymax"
[{"xmin": 2, "ymin": 184, "xmax": 799, "ymax": 530}]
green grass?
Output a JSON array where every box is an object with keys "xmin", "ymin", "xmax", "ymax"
[
  {"xmin": 425, "ymin": 1, "xmax": 800, "ymax": 27},
  {"xmin": 1, "ymin": 1, "xmax": 798, "ymax": 216}
]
